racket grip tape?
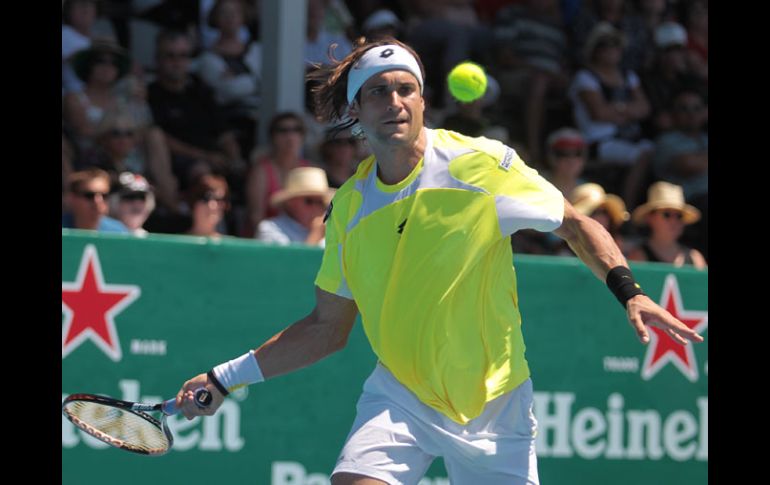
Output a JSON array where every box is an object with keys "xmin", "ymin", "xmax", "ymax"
[{"xmin": 162, "ymin": 388, "xmax": 212, "ymax": 415}]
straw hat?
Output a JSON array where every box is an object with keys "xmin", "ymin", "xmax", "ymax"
[
  {"xmin": 72, "ymin": 38, "xmax": 131, "ymax": 82},
  {"xmin": 631, "ymin": 181, "xmax": 701, "ymax": 225},
  {"xmin": 270, "ymin": 167, "xmax": 335, "ymax": 207},
  {"xmin": 570, "ymin": 183, "xmax": 629, "ymax": 226}
]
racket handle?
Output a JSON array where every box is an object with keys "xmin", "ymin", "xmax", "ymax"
[{"xmin": 162, "ymin": 388, "xmax": 213, "ymax": 415}]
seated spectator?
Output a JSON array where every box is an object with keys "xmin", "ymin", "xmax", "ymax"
[
  {"xmin": 640, "ymin": 21, "xmax": 706, "ymax": 138},
  {"xmin": 79, "ymin": 111, "xmax": 179, "ymax": 212},
  {"xmin": 569, "ymin": 0, "xmax": 648, "ymax": 73},
  {"xmin": 543, "ymin": 127, "xmax": 588, "ymax": 195},
  {"xmin": 198, "ymin": 0, "xmax": 256, "ymax": 50},
  {"xmin": 109, "ymin": 172, "xmax": 156, "ymax": 236},
  {"xmin": 183, "ymin": 174, "xmax": 231, "ymax": 238},
  {"xmin": 245, "ymin": 112, "xmax": 313, "ymax": 234},
  {"xmin": 681, "ymin": 0, "xmax": 707, "ymax": 84},
  {"xmin": 63, "ymin": 39, "xmax": 144, "ymax": 151},
  {"xmin": 652, "ymin": 88, "xmax": 707, "ymax": 202},
  {"xmin": 62, "ymin": 0, "xmax": 97, "ymax": 96},
  {"xmin": 196, "ymin": 0, "xmax": 262, "ymax": 153},
  {"xmin": 62, "ymin": 168, "xmax": 129, "ymax": 233},
  {"xmin": 570, "ymin": 182, "xmax": 630, "ymax": 254},
  {"xmin": 148, "ymin": 30, "xmax": 246, "ymax": 192},
  {"xmin": 627, "ymin": 181, "xmax": 706, "ymax": 268},
  {"xmin": 256, "ymin": 167, "xmax": 334, "ymax": 247},
  {"xmin": 652, "ymin": 87, "xmax": 708, "ymax": 260},
  {"xmin": 568, "ymin": 22, "xmax": 654, "ymax": 206},
  {"xmin": 305, "ymin": 0, "xmax": 352, "ymax": 66}
]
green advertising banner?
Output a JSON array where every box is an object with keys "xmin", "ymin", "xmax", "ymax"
[{"xmin": 62, "ymin": 230, "xmax": 707, "ymax": 485}]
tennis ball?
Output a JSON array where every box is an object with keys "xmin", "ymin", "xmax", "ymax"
[{"xmin": 447, "ymin": 62, "xmax": 488, "ymax": 103}]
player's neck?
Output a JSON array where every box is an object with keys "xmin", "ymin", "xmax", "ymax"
[{"xmin": 372, "ymin": 128, "xmax": 427, "ymax": 185}]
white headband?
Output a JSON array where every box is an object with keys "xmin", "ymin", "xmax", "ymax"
[{"xmin": 346, "ymin": 45, "xmax": 423, "ymax": 104}]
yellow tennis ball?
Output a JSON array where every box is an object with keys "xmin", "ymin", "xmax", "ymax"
[{"xmin": 447, "ymin": 62, "xmax": 488, "ymax": 103}]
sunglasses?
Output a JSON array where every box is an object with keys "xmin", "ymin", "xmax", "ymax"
[
  {"xmin": 303, "ymin": 197, "xmax": 326, "ymax": 207},
  {"xmin": 76, "ymin": 190, "xmax": 109, "ymax": 200},
  {"xmin": 658, "ymin": 210, "xmax": 684, "ymax": 220},
  {"xmin": 199, "ymin": 192, "xmax": 228, "ymax": 204},
  {"xmin": 109, "ymin": 129, "xmax": 135, "ymax": 138},
  {"xmin": 274, "ymin": 126, "xmax": 304, "ymax": 134},
  {"xmin": 94, "ymin": 56, "xmax": 117, "ymax": 65},
  {"xmin": 121, "ymin": 192, "xmax": 147, "ymax": 202}
]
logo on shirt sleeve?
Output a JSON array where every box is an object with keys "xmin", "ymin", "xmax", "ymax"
[{"xmin": 499, "ymin": 147, "xmax": 515, "ymax": 171}]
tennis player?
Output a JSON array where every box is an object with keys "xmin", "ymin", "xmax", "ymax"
[{"xmin": 176, "ymin": 38, "xmax": 703, "ymax": 485}]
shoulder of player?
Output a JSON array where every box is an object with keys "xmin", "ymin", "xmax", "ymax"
[
  {"xmin": 433, "ymin": 129, "xmax": 515, "ymax": 163},
  {"xmin": 431, "ymin": 128, "xmax": 525, "ymax": 174}
]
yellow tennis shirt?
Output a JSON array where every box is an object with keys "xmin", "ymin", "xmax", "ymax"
[{"xmin": 315, "ymin": 128, "xmax": 564, "ymax": 424}]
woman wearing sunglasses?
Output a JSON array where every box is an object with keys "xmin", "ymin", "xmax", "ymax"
[{"xmin": 627, "ymin": 181, "xmax": 706, "ymax": 268}]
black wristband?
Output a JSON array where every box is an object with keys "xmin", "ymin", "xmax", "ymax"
[
  {"xmin": 606, "ymin": 266, "xmax": 645, "ymax": 308},
  {"xmin": 207, "ymin": 369, "xmax": 230, "ymax": 396}
]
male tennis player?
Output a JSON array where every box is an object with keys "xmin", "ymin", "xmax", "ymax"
[{"xmin": 176, "ymin": 38, "xmax": 703, "ymax": 485}]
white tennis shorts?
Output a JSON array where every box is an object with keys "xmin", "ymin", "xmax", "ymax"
[{"xmin": 332, "ymin": 363, "xmax": 539, "ymax": 485}]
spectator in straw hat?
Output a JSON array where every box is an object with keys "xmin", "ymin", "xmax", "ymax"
[
  {"xmin": 256, "ymin": 167, "xmax": 335, "ymax": 247},
  {"xmin": 627, "ymin": 181, "xmax": 706, "ymax": 268},
  {"xmin": 570, "ymin": 182, "xmax": 630, "ymax": 254}
]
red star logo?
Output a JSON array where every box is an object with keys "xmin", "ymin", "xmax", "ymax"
[
  {"xmin": 62, "ymin": 244, "xmax": 140, "ymax": 361},
  {"xmin": 641, "ymin": 274, "xmax": 708, "ymax": 382}
]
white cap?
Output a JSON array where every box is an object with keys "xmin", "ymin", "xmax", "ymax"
[
  {"xmin": 655, "ymin": 22, "xmax": 688, "ymax": 48},
  {"xmin": 362, "ymin": 9, "xmax": 402, "ymax": 32},
  {"xmin": 346, "ymin": 44, "xmax": 423, "ymax": 104}
]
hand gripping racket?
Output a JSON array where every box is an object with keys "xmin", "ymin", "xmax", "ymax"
[{"xmin": 62, "ymin": 388, "xmax": 212, "ymax": 455}]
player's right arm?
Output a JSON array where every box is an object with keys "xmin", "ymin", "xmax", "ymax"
[
  {"xmin": 176, "ymin": 287, "xmax": 358, "ymax": 419},
  {"xmin": 254, "ymin": 287, "xmax": 358, "ymax": 379}
]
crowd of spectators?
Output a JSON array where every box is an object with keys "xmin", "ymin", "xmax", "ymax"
[{"xmin": 62, "ymin": 0, "xmax": 707, "ymax": 267}]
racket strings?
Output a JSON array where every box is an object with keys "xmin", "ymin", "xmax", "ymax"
[{"xmin": 64, "ymin": 401, "xmax": 170, "ymax": 454}]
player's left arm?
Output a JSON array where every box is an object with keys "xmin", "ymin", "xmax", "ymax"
[{"xmin": 553, "ymin": 198, "xmax": 704, "ymax": 346}]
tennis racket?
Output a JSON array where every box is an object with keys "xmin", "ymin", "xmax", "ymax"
[{"xmin": 62, "ymin": 388, "xmax": 212, "ymax": 456}]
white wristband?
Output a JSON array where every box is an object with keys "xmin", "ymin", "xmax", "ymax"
[{"xmin": 212, "ymin": 350, "xmax": 264, "ymax": 392}]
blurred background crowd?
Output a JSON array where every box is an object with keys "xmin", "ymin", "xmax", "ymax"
[{"xmin": 62, "ymin": 0, "xmax": 707, "ymax": 268}]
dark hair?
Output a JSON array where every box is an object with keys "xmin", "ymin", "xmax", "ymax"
[
  {"xmin": 207, "ymin": 0, "xmax": 251, "ymax": 28},
  {"xmin": 185, "ymin": 174, "xmax": 230, "ymax": 210},
  {"xmin": 155, "ymin": 29, "xmax": 191, "ymax": 55},
  {"xmin": 268, "ymin": 112, "xmax": 306, "ymax": 137},
  {"xmin": 307, "ymin": 36, "xmax": 425, "ymax": 125}
]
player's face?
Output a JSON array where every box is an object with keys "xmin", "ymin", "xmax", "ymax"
[{"xmin": 351, "ymin": 70, "xmax": 424, "ymax": 147}]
